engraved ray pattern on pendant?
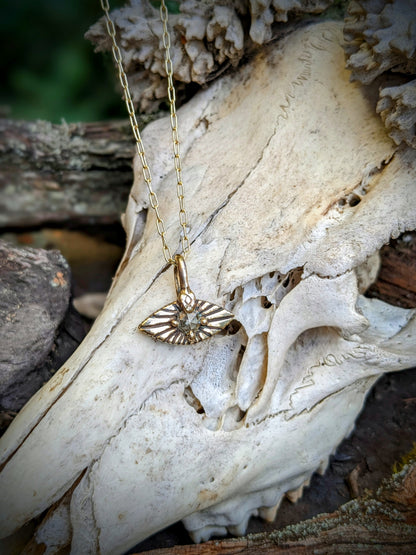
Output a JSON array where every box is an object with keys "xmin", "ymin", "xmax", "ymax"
[{"xmin": 138, "ymin": 300, "xmax": 234, "ymax": 345}]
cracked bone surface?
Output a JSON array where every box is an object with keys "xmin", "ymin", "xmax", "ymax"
[{"xmin": 1, "ymin": 22, "xmax": 416, "ymax": 554}]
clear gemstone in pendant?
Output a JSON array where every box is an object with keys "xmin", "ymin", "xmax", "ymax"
[
  {"xmin": 177, "ymin": 310, "xmax": 203, "ymax": 335},
  {"xmin": 138, "ymin": 299, "xmax": 233, "ymax": 345}
]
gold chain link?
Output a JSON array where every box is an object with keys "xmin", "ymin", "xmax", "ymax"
[{"xmin": 99, "ymin": 0, "xmax": 190, "ymax": 264}]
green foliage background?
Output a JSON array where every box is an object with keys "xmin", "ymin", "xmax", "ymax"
[
  {"xmin": 1, "ymin": 0, "xmax": 125, "ymax": 123},
  {"xmin": 1, "ymin": 0, "xmax": 345, "ymax": 123}
]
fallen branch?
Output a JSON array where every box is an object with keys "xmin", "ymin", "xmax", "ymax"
[{"xmin": 0, "ymin": 118, "xmax": 138, "ymax": 227}]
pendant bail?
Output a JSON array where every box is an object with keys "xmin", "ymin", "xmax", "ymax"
[
  {"xmin": 174, "ymin": 254, "xmax": 197, "ymax": 313},
  {"xmin": 138, "ymin": 255, "xmax": 234, "ymax": 344}
]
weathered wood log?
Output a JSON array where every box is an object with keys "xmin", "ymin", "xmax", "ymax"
[
  {"xmin": 0, "ymin": 118, "xmax": 138, "ymax": 227},
  {"xmin": 143, "ymin": 458, "xmax": 416, "ymax": 554},
  {"xmin": 367, "ymin": 232, "xmax": 416, "ymax": 309}
]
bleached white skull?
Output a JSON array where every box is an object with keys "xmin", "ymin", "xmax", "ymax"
[{"xmin": 1, "ymin": 22, "xmax": 416, "ymax": 554}]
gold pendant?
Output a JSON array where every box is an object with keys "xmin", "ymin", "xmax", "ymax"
[{"xmin": 138, "ymin": 255, "xmax": 234, "ymax": 345}]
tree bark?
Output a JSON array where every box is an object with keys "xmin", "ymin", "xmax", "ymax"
[
  {"xmin": 367, "ymin": 233, "xmax": 416, "ymax": 308},
  {"xmin": 0, "ymin": 118, "xmax": 140, "ymax": 228}
]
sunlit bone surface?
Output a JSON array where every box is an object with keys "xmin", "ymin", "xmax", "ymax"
[{"xmin": 1, "ymin": 22, "xmax": 416, "ymax": 554}]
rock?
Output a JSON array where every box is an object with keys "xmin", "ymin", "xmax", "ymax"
[
  {"xmin": 73, "ymin": 293, "xmax": 107, "ymax": 320},
  {"xmin": 0, "ymin": 241, "xmax": 84, "ymax": 412}
]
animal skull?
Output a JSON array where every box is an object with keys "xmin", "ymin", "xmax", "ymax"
[{"xmin": 1, "ymin": 22, "xmax": 416, "ymax": 554}]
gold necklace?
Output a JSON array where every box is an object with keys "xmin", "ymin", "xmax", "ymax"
[{"xmin": 100, "ymin": 0, "xmax": 234, "ymax": 345}]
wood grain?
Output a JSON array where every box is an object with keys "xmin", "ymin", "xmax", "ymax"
[
  {"xmin": 367, "ymin": 233, "xmax": 416, "ymax": 308},
  {"xmin": 0, "ymin": 118, "xmax": 138, "ymax": 227}
]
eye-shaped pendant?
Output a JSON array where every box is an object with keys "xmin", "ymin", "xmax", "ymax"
[{"xmin": 138, "ymin": 255, "xmax": 234, "ymax": 345}]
